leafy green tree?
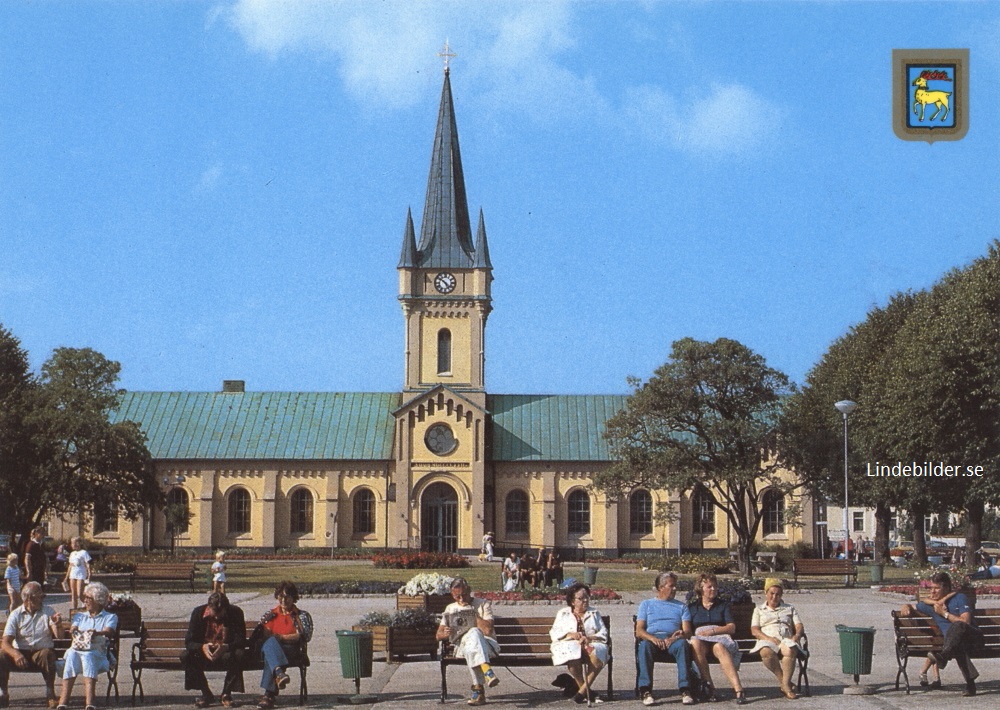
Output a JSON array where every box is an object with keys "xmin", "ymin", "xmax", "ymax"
[
  {"xmin": 594, "ymin": 337, "xmax": 794, "ymax": 576},
  {"xmin": 876, "ymin": 242, "xmax": 1000, "ymax": 559},
  {"xmin": 0, "ymin": 326, "xmax": 162, "ymax": 548}
]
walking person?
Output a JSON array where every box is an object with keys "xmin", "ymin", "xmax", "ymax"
[
  {"xmin": 4, "ymin": 555, "xmax": 21, "ymax": 615},
  {"xmin": 23, "ymin": 528, "xmax": 47, "ymax": 589},
  {"xmin": 64, "ymin": 538, "xmax": 91, "ymax": 610}
]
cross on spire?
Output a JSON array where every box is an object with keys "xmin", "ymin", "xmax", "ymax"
[{"xmin": 438, "ymin": 40, "xmax": 456, "ymax": 74}]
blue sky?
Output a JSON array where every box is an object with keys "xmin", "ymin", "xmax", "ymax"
[{"xmin": 2, "ymin": 1, "xmax": 999, "ymax": 396}]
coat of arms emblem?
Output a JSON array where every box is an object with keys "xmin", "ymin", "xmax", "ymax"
[{"xmin": 893, "ymin": 49, "xmax": 968, "ymax": 143}]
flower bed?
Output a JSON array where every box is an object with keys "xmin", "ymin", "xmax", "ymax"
[
  {"xmin": 373, "ymin": 551, "xmax": 469, "ymax": 569},
  {"xmin": 477, "ymin": 587, "xmax": 622, "ymax": 603},
  {"xmin": 299, "ymin": 580, "xmax": 403, "ymax": 595}
]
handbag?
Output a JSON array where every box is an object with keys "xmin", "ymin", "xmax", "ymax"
[{"xmin": 71, "ymin": 629, "xmax": 94, "ymax": 651}]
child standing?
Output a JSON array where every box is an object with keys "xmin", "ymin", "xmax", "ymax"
[
  {"xmin": 4, "ymin": 553, "xmax": 21, "ymax": 613},
  {"xmin": 211, "ymin": 550, "xmax": 227, "ymax": 594},
  {"xmin": 64, "ymin": 536, "xmax": 92, "ymax": 609}
]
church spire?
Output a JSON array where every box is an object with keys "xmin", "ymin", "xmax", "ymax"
[
  {"xmin": 473, "ymin": 209, "xmax": 492, "ymax": 269},
  {"xmin": 398, "ymin": 207, "xmax": 418, "ymax": 268},
  {"xmin": 416, "ymin": 66, "xmax": 475, "ymax": 269}
]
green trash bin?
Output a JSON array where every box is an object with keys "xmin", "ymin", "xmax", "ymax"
[
  {"xmin": 582, "ymin": 566, "xmax": 599, "ymax": 585},
  {"xmin": 835, "ymin": 624, "xmax": 876, "ymax": 681},
  {"xmin": 869, "ymin": 563, "xmax": 884, "ymax": 584},
  {"xmin": 337, "ymin": 630, "xmax": 373, "ymax": 685}
]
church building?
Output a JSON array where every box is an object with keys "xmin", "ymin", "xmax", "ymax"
[{"xmin": 49, "ymin": 68, "xmax": 814, "ymax": 558}]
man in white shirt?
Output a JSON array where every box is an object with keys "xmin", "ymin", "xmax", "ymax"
[{"xmin": 0, "ymin": 582, "xmax": 63, "ymax": 708}]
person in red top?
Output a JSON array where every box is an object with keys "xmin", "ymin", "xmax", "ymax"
[{"xmin": 251, "ymin": 582, "xmax": 313, "ymax": 709}]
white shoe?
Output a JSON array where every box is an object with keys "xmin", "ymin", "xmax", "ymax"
[
  {"xmin": 681, "ymin": 693, "xmax": 696, "ymax": 705},
  {"xmin": 641, "ymin": 691, "xmax": 656, "ymax": 706}
]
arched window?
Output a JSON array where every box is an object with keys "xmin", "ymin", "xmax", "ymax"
[
  {"xmin": 93, "ymin": 500, "xmax": 118, "ymax": 534},
  {"xmin": 505, "ymin": 489, "xmax": 529, "ymax": 536},
  {"xmin": 567, "ymin": 489, "xmax": 591, "ymax": 535},
  {"xmin": 762, "ymin": 489, "xmax": 785, "ymax": 536},
  {"xmin": 437, "ymin": 329, "xmax": 452, "ymax": 374},
  {"xmin": 165, "ymin": 487, "xmax": 190, "ymax": 535},
  {"xmin": 228, "ymin": 488, "xmax": 251, "ymax": 535},
  {"xmin": 692, "ymin": 485, "xmax": 716, "ymax": 535},
  {"xmin": 629, "ymin": 490, "xmax": 653, "ymax": 535},
  {"xmin": 353, "ymin": 488, "xmax": 376, "ymax": 535},
  {"xmin": 290, "ymin": 488, "xmax": 314, "ymax": 535}
]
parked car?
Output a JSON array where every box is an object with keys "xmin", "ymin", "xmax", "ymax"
[{"xmin": 980, "ymin": 540, "xmax": 1000, "ymax": 556}]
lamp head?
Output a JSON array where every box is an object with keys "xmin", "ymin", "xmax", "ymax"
[{"xmin": 835, "ymin": 400, "xmax": 858, "ymax": 416}]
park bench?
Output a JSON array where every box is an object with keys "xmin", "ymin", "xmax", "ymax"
[
  {"xmin": 892, "ymin": 607, "xmax": 1000, "ymax": 693},
  {"xmin": 438, "ymin": 615, "xmax": 613, "ymax": 703},
  {"xmin": 632, "ymin": 604, "xmax": 810, "ymax": 697},
  {"xmin": 130, "ymin": 562, "xmax": 197, "ymax": 591},
  {"xmin": 129, "ymin": 620, "xmax": 309, "ymax": 705},
  {"xmin": 792, "ymin": 558, "xmax": 857, "ymax": 586},
  {"xmin": 8, "ymin": 622, "xmax": 120, "ymax": 703}
]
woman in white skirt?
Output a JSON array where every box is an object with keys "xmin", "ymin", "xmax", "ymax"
[
  {"xmin": 549, "ymin": 582, "xmax": 609, "ymax": 704},
  {"xmin": 64, "ymin": 537, "xmax": 92, "ymax": 609},
  {"xmin": 56, "ymin": 581, "xmax": 118, "ymax": 710}
]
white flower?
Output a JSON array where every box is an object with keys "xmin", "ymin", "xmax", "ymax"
[{"xmin": 398, "ymin": 572, "xmax": 455, "ymax": 596}]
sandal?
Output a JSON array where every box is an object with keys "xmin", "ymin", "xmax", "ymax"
[
  {"xmin": 220, "ymin": 696, "xmax": 234, "ymax": 708},
  {"xmin": 195, "ymin": 697, "xmax": 215, "ymax": 709},
  {"xmin": 735, "ymin": 690, "xmax": 747, "ymax": 705},
  {"xmin": 257, "ymin": 696, "xmax": 275, "ymax": 710}
]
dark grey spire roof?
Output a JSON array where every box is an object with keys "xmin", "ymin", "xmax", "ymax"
[
  {"xmin": 398, "ymin": 208, "xmax": 418, "ymax": 268},
  {"xmin": 415, "ymin": 70, "xmax": 476, "ymax": 269},
  {"xmin": 473, "ymin": 209, "xmax": 492, "ymax": 269}
]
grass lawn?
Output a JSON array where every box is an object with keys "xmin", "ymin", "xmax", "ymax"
[{"xmin": 182, "ymin": 560, "xmax": 914, "ymax": 595}]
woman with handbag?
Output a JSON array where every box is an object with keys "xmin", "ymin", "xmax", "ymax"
[
  {"xmin": 251, "ymin": 581, "xmax": 313, "ymax": 709},
  {"xmin": 56, "ymin": 582, "xmax": 117, "ymax": 710}
]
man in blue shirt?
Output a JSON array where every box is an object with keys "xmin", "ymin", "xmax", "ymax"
[
  {"xmin": 635, "ymin": 572, "xmax": 696, "ymax": 706},
  {"xmin": 900, "ymin": 571, "xmax": 982, "ymax": 696}
]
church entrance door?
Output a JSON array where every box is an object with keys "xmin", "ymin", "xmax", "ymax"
[{"xmin": 421, "ymin": 482, "xmax": 458, "ymax": 553}]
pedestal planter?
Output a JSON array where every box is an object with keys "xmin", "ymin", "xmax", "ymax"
[
  {"xmin": 353, "ymin": 625, "xmax": 438, "ymax": 661},
  {"xmin": 396, "ymin": 593, "xmax": 452, "ymax": 614}
]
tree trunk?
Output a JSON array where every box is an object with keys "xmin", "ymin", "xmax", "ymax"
[
  {"xmin": 965, "ymin": 499, "xmax": 984, "ymax": 564},
  {"xmin": 911, "ymin": 504, "xmax": 927, "ymax": 565},
  {"xmin": 737, "ymin": 537, "xmax": 753, "ymax": 577},
  {"xmin": 874, "ymin": 502, "xmax": 892, "ymax": 564}
]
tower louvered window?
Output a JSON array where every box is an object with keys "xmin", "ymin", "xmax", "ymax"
[{"xmin": 437, "ymin": 329, "xmax": 452, "ymax": 374}]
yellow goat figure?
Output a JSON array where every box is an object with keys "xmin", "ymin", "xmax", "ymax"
[{"xmin": 911, "ymin": 76, "xmax": 951, "ymax": 122}]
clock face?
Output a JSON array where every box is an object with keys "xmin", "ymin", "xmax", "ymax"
[
  {"xmin": 425, "ymin": 423, "xmax": 458, "ymax": 455},
  {"xmin": 434, "ymin": 272, "xmax": 457, "ymax": 294}
]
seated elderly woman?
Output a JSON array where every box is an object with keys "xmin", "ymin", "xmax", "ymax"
[
  {"xmin": 549, "ymin": 582, "xmax": 608, "ymax": 704},
  {"xmin": 56, "ymin": 581, "xmax": 118, "ymax": 710},
  {"xmin": 688, "ymin": 572, "xmax": 745, "ymax": 704},
  {"xmin": 750, "ymin": 578, "xmax": 804, "ymax": 700},
  {"xmin": 251, "ymin": 581, "xmax": 313, "ymax": 709}
]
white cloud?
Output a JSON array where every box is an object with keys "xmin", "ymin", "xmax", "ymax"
[
  {"xmin": 223, "ymin": 0, "xmax": 785, "ymax": 154},
  {"xmin": 197, "ymin": 163, "xmax": 224, "ymax": 192},
  {"xmin": 624, "ymin": 82, "xmax": 785, "ymax": 156}
]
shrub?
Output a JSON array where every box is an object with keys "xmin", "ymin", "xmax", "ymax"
[
  {"xmin": 653, "ymin": 554, "xmax": 733, "ymax": 575},
  {"xmin": 357, "ymin": 608, "xmax": 437, "ymax": 630},
  {"xmin": 372, "ymin": 551, "xmax": 469, "ymax": 569}
]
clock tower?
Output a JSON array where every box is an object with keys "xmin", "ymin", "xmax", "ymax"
[{"xmin": 398, "ymin": 67, "xmax": 493, "ymax": 407}]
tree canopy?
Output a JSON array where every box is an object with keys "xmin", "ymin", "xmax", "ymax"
[
  {"xmin": 594, "ymin": 337, "xmax": 794, "ymax": 575},
  {"xmin": 0, "ymin": 325, "xmax": 161, "ymax": 548},
  {"xmin": 782, "ymin": 241, "xmax": 1000, "ymax": 562}
]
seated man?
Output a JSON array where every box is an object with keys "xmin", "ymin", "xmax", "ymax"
[
  {"xmin": 436, "ymin": 578, "xmax": 500, "ymax": 706},
  {"xmin": 899, "ymin": 571, "xmax": 983, "ymax": 696},
  {"xmin": 543, "ymin": 549, "xmax": 564, "ymax": 588},
  {"xmin": 518, "ymin": 553, "xmax": 539, "ymax": 589},
  {"xmin": 180, "ymin": 592, "xmax": 247, "ymax": 708},
  {"xmin": 0, "ymin": 581, "xmax": 64, "ymax": 709},
  {"xmin": 501, "ymin": 553, "xmax": 519, "ymax": 591},
  {"xmin": 635, "ymin": 571, "xmax": 696, "ymax": 706}
]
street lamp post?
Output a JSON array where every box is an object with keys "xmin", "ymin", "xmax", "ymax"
[
  {"xmin": 162, "ymin": 474, "xmax": 187, "ymax": 555},
  {"xmin": 835, "ymin": 400, "xmax": 858, "ymax": 575}
]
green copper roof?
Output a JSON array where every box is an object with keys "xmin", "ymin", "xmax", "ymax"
[
  {"xmin": 488, "ymin": 394, "xmax": 627, "ymax": 462},
  {"xmin": 112, "ymin": 391, "xmax": 399, "ymax": 460}
]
